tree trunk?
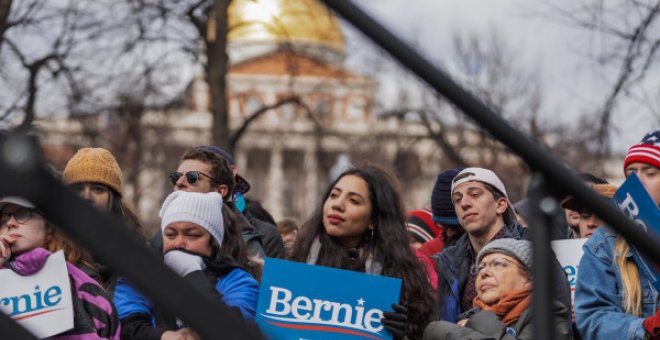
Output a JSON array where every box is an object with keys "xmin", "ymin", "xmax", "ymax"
[
  {"xmin": 206, "ymin": 0, "xmax": 231, "ymax": 152},
  {"xmin": 0, "ymin": 0, "xmax": 12, "ymax": 54}
]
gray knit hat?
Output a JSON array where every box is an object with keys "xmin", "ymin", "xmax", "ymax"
[{"xmin": 477, "ymin": 238, "xmax": 532, "ymax": 271}]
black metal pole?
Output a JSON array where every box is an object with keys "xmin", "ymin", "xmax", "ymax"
[
  {"xmin": 527, "ymin": 174, "xmax": 555, "ymax": 340},
  {"xmin": 319, "ymin": 0, "xmax": 660, "ymax": 264},
  {"xmin": 0, "ymin": 312, "xmax": 38, "ymax": 340}
]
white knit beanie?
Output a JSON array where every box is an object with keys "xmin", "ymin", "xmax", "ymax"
[{"xmin": 159, "ymin": 191, "xmax": 224, "ymax": 246}]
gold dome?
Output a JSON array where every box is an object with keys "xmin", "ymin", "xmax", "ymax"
[{"xmin": 228, "ymin": 0, "xmax": 345, "ymax": 52}]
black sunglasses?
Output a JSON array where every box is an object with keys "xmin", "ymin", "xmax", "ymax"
[
  {"xmin": 0, "ymin": 208, "xmax": 39, "ymax": 227},
  {"xmin": 169, "ymin": 171, "xmax": 214, "ymax": 185}
]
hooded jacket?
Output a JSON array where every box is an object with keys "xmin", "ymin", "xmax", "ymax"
[{"xmin": 246, "ymin": 212, "xmax": 285, "ymax": 259}]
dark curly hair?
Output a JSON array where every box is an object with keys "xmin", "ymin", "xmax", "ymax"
[
  {"xmin": 288, "ymin": 165, "xmax": 436, "ymax": 338},
  {"xmin": 180, "ymin": 147, "xmax": 235, "ymax": 199}
]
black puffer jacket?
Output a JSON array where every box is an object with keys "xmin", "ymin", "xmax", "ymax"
[{"xmin": 246, "ymin": 212, "xmax": 285, "ymax": 259}]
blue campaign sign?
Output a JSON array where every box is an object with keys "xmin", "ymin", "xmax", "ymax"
[
  {"xmin": 256, "ymin": 258, "xmax": 402, "ymax": 340},
  {"xmin": 613, "ymin": 172, "xmax": 660, "ymax": 234},
  {"xmin": 613, "ymin": 172, "xmax": 660, "ymax": 291}
]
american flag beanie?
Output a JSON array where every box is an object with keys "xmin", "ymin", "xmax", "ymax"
[{"xmin": 624, "ymin": 130, "xmax": 660, "ymax": 172}]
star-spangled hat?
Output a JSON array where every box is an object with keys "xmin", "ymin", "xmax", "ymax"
[{"xmin": 624, "ymin": 130, "xmax": 660, "ymax": 173}]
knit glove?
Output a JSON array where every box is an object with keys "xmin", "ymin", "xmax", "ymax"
[
  {"xmin": 644, "ymin": 309, "xmax": 660, "ymax": 339},
  {"xmin": 381, "ymin": 304, "xmax": 408, "ymax": 340},
  {"xmin": 163, "ymin": 250, "xmax": 206, "ymax": 277}
]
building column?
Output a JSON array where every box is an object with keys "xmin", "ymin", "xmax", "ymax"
[
  {"xmin": 235, "ymin": 148, "xmax": 247, "ymax": 173},
  {"xmin": 304, "ymin": 144, "xmax": 319, "ymax": 215},
  {"xmin": 268, "ymin": 143, "xmax": 284, "ymax": 220}
]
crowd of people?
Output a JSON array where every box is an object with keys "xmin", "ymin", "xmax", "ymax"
[{"xmin": 0, "ymin": 128, "xmax": 659, "ymax": 339}]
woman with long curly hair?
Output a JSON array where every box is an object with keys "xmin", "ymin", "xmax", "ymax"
[{"xmin": 288, "ymin": 165, "xmax": 436, "ymax": 339}]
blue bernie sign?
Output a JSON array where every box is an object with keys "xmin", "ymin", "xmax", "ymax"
[
  {"xmin": 256, "ymin": 258, "xmax": 402, "ymax": 340},
  {"xmin": 613, "ymin": 172, "xmax": 660, "ymax": 235},
  {"xmin": 613, "ymin": 172, "xmax": 660, "ymax": 291}
]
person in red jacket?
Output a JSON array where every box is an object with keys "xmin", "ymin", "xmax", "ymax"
[{"xmin": 418, "ymin": 168, "xmax": 465, "ymax": 258}]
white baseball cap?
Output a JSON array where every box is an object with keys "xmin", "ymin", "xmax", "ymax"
[
  {"xmin": 451, "ymin": 167, "xmax": 518, "ymax": 225},
  {"xmin": 0, "ymin": 196, "xmax": 36, "ymax": 212}
]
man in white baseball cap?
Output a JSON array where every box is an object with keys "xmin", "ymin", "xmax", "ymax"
[{"xmin": 450, "ymin": 167, "xmax": 518, "ymax": 227}]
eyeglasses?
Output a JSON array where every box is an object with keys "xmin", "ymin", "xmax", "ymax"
[
  {"xmin": 472, "ymin": 257, "xmax": 527, "ymax": 275},
  {"xmin": 0, "ymin": 208, "xmax": 40, "ymax": 227},
  {"xmin": 169, "ymin": 171, "xmax": 214, "ymax": 185}
]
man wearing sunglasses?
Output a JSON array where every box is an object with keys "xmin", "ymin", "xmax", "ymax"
[
  {"xmin": 149, "ymin": 146, "xmax": 269, "ymax": 261},
  {"xmin": 195, "ymin": 145, "xmax": 285, "ymax": 259},
  {"xmin": 433, "ymin": 167, "xmax": 572, "ymax": 333}
]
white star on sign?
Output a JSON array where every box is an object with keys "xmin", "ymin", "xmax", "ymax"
[{"xmin": 357, "ymin": 298, "xmax": 365, "ymax": 306}]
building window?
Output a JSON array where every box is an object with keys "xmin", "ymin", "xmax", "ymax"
[
  {"xmin": 240, "ymin": 94, "xmax": 263, "ymax": 117},
  {"xmin": 346, "ymin": 97, "xmax": 365, "ymax": 120}
]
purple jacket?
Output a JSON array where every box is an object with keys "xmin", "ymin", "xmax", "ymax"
[{"xmin": 7, "ymin": 248, "xmax": 120, "ymax": 339}]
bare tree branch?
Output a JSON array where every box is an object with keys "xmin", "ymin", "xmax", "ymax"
[
  {"xmin": 229, "ymin": 96, "xmax": 302, "ymax": 150},
  {"xmin": 0, "ymin": 0, "xmax": 12, "ymax": 53},
  {"xmin": 596, "ymin": 1, "xmax": 660, "ymax": 147}
]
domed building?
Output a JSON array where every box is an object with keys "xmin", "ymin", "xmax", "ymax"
[
  {"xmin": 36, "ymin": 0, "xmax": 521, "ymax": 228},
  {"xmin": 227, "ymin": 0, "xmax": 346, "ymax": 65},
  {"xmin": 216, "ymin": 0, "xmax": 460, "ymax": 220}
]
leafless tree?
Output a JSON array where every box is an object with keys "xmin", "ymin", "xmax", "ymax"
[
  {"xmin": 0, "ymin": 0, "xmax": 12, "ymax": 53},
  {"xmin": 368, "ymin": 28, "xmax": 605, "ymax": 199},
  {"xmin": 0, "ymin": 1, "xmax": 108, "ymax": 129},
  {"xmin": 544, "ymin": 0, "xmax": 660, "ymax": 150}
]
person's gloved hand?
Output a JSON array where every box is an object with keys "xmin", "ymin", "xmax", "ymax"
[
  {"xmin": 163, "ymin": 250, "xmax": 206, "ymax": 277},
  {"xmin": 644, "ymin": 309, "xmax": 660, "ymax": 339},
  {"xmin": 381, "ymin": 304, "xmax": 408, "ymax": 340}
]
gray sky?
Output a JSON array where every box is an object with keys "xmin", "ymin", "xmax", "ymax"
[{"xmin": 345, "ymin": 0, "xmax": 656, "ymax": 151}]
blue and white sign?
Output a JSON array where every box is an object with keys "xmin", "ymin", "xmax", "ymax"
[
  {"xmin": 0, "ymin": 250, "xmax": 74, "ymax": 338},
  {"xmin": 613, "ymin": 173, "xmax": 660, "ymax": 291},
  {"xmin": 551, "ymin": 238, "xmax": 587, "ymax": 305},
  {"xmin": 613, "ymin": 172, "xmax": 660, "ymax": 234},
  {"xmin": 256, "ymin": 258, "xmax": 402, "ymax": 340}
]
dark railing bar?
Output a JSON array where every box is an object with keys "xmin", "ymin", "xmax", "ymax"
[
  {"xmin": 527, "ymin": 174, "xmax": 556, "ymax": 340},
  {"xmin": 0, "ymin": 311, "xmax": 39, "ymax": 340}
]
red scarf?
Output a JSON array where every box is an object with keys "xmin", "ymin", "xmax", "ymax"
[{"xmin": 473, "ymin": 288, "xmax": 532, "ymax": 325}]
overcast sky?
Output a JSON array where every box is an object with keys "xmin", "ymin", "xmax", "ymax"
[{"xmin": 343, "ymin": 0, "xmax": 656, "ymax": 152}]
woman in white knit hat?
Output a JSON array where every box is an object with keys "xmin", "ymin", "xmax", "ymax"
[{"xmin": 113, "ymin": 191, "xmax": 259, "ymax": 340}]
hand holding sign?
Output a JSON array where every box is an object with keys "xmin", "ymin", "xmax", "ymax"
[{"xmin": 381, "ymin": 304, "xmax": 408, "ymax": 339}]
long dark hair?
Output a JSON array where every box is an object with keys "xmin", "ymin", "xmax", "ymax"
[
  {"xmin": 217, "ymin": 203, "xmax": 262, "ymax": 281},
  {"xmin": 288, "ymin": 165, "xmax": 436, "ymax": 338},
  {"xmin": 108, "ymin": 189, "xmax": 144, "ymax": 238}
]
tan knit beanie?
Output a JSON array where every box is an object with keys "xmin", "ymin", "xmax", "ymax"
[{"xmin": 62, "ymin": 148, "xmax": 123, "ymax": 196}]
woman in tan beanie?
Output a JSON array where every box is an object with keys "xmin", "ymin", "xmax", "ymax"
[
  {"xmin": 63, "ymin": 147, "xmax": 144, "ymax": 290},
  {"xmin": 63, "ymin": 147, "xmax": 142, "ymax": 234}
]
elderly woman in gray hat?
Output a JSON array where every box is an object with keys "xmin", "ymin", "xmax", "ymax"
[{"xmin": 423, "ymin": 238, "xmax": 571, "ymax": 340}]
